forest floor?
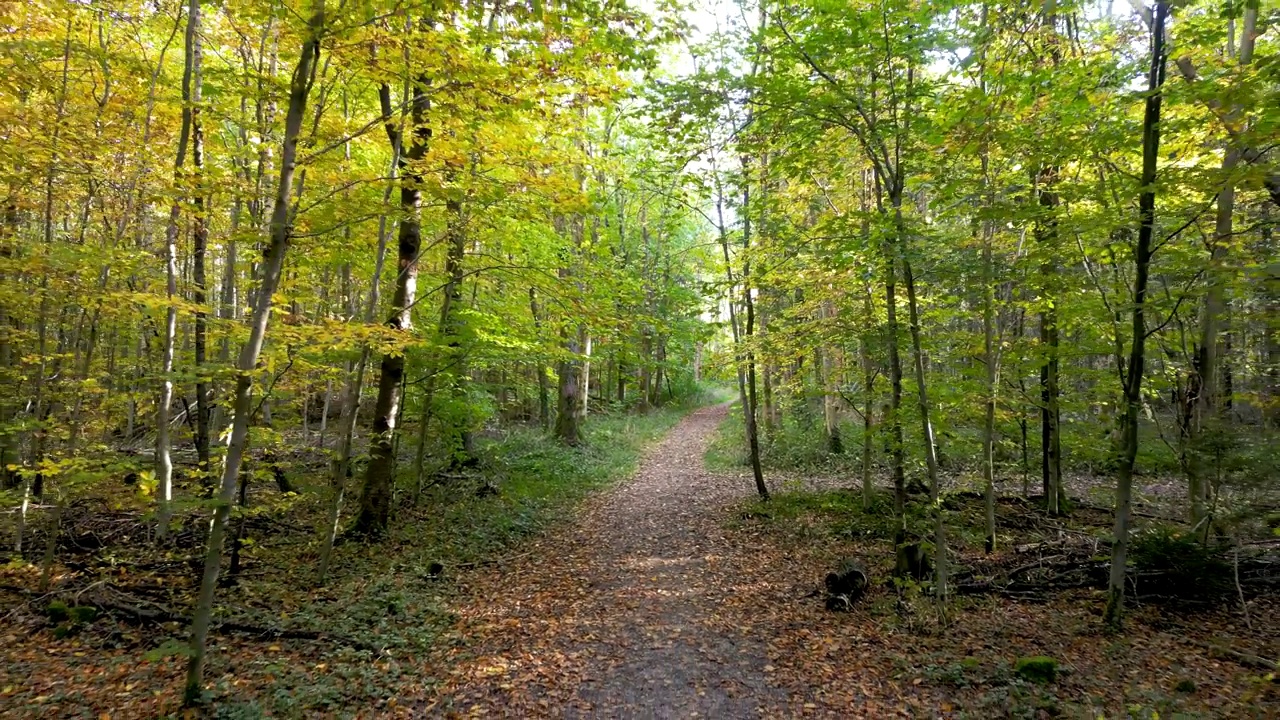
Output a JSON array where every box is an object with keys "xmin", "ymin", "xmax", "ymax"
[
  {"xmin": 427, "ymin": 403, "xmax": 1279, "ymax": 719},
  {"xmin": 427, "ymin": 402, "xmax": 785, "ymax": 717},
  {"xmin": 1, "ymin": 400, "xmax": 1276, "ymax": 718}
]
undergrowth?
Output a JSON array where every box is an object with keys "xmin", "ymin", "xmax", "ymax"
[
  {"xmin": 734, "ymin": 485, "xmax": 898, "ymax": 543},
  {"xmin": 706, "ymin": 401, "xmax": 1194, "ymax": 480},
  {"xmin": 202, "ymin": 389, "xmax": 722, "ymax": 715}
]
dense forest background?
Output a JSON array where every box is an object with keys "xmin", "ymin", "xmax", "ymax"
[{"xmin": 0, "ymin": 0, "xmax": 1276, "ymax": 715}]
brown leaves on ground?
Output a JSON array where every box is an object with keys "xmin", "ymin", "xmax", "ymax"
[
  {"xmin": 429, "ymin": 403, "xmax": 1278, "ymax": 718},
  {"xmin": 3, "ymin": 405, "xmax": 1276, "ymax": 718}
]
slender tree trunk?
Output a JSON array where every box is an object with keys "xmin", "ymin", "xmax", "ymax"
[
  {"xmin": 740, "ymin": 167, "xmax": 768, "ymax": 500},
  {"xmin": 821, "ymin": 303, "xmax": 842, "ymax": 454},
  {"xmin": 1035, "ymin": 166, "xmax": 1063, "ymax": 517},
  {"xmin": 898, "ymin": 192, "xmax": 944, "ymax": 596},
  {"xmin": 554, "ymin": 151, "xmax": 589, "ymax": 446},
  {"xmin": 38, "ymin": 502, "xmax": 61, "ymax": 593},
  {"xmin": 530, "ymin": 287, "xmax": 550, "ymax": 429},
  {"xmin": 1189, "ymin": 6, "xmax": 1256, "ymax": 525},
  {"xmin": 190, "ymin": 0, "xmax": 211, "ymax": 482},
  {"xmin": 553, "ymin": 321, "xmax": 582, "ymax": 445},
  {"xmin": 761, "ymin": 319, "xmax": 776, "ymax": 436},
  {"xmin": 716, "ymin": 189, "xmax": 766, "ymax": 500},
  {"xmin": 616, "ymin": 354, "xmax": 626, "ymax": 404},
  {"xmin": 183, "ymin": 6, "xmax": 323, "ymax": 701},
  {"xmin": 1106, "ymin": 0, "xmax": 1166, "ymax": 630},
  {"xmin": 1015, "ymin": 307, "xmax": 1031, "ymax": 497},
  {"xmin": 211, "ymin": 197, "xmax": 239, "ymax": 437},
  {"xmin": 354, "ymin": 70, "xmax": 429, "ymax": 538},
  {"xmin": 0, "ymin": 197, "xmax": 15, "ymax": 491},
  {"xmin": 982, "ymin": 216, "xmax": 999, "ymax": 554},
  {"xmin": 320, "ymin": 126, "xmax": 399, "ymax": 578},
  {"xmin": 581, "ymin": 333, "xmax": 593, "ymax": 417},
  {"xmin": 875, "ymin": 172, "xmax": 909, "ymax": 565},
  {"xmin": 157, "ymin": 0, "xmax": 198, "ymax": 539},
  {"xmin": 861, "ymin": 287, "xmax": 876, "ymax": 508}
]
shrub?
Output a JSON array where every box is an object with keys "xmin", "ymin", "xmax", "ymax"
[{"xmin": 1128, "ymin": 525, "xmax": 1232, "ymax": 602}]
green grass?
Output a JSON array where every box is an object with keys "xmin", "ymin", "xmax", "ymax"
[
  {"xmin": 418, "ymin": 397, "xmax": 715, "ymax": 566},
  {"xmin": 735, "ymin": 485, "xmax": 898, "ymax": 542}
]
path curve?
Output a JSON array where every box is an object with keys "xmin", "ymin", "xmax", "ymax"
[{"xmin": 433, "ymin": 403, "xmax": 783, "ymax": 717}]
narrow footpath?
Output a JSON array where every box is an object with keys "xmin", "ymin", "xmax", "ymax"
[{"xmin": 430, "ymin": 403, "xmax": 786, "ymax": 717}]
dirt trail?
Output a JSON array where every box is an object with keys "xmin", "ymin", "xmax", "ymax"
[{"xmin": 432, "ymin": 403, "xmax": 784, "ymax": 717}]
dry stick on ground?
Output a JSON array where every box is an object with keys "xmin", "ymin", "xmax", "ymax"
[
  {"xmin": 1234, "ymin": 541, "xmax": 1251, "ymax": 630},
  {"xmin": 1161, "ymin": 633, "xmax": 1278, "ymax": 672}
]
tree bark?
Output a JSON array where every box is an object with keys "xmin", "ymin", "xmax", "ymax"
[
  {"xmin": 157, "ymin": 0, "xmax": 198, "ymax": 539},
  {"xmin": 1105, "ymin": 0, "xmax": 1166, "ymax": 630},
  {"xmin": 898, "ymin": 193, "xmax": 945, "ymax": 599},
  {"xmin": 981, "ymin": 215, "xmax": 999, "ymax": 554},
  {"xmin": 716, "ymin": 185, "xmax": 766, "ymax": 500},
  {"xmin": 1188, "ymin": 6, "xmax": 1256, "ymax": 526},
  {"xmin": 190, "ymin": 0, "xmax": 211, "ymax": 482},
  {"xmin": 530, "ymin": 287, "xmax": 550, "ymax": 429},
  {"xmin": 875, "ymin": 172, "xmax": 908, "ymax": 548},
  {"xmin": 1035, "ymin": 165, "xmax": 1063, "ymax": 517},
  {"xmin": 740, "ymin": 162, "xmax": 768, "ymax": 501},
  {"xmin": 353, "ymin": 68, "xmax": 429, "ymax": 538},
  {"xmin": 865, "ymin": 280, "xmax": 875, "ymax": 504},
  {"xmin": 821, "ymin": 301, "xmax": 842, "ymax": 454},
  {"xmin": 553, "ymin": 321, "xmax": 582, "ymax": 445},
  {"xmin": 183, "ymin": 4, "xmax": 323, "ymax": 702}
]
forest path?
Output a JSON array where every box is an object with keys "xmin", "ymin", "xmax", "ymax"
[{"xmin": 430, "ymin": 402, "xmax": 785, "ymax": 717}]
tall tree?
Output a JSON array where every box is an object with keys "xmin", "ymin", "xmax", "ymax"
[
  {"xmin": 353, "ymin": 44, "xmax": 431, "ymax": 537},
  {"xmin": 184, "ymin": 1, "xmax": 325, "ymax": 701},
  {"xmin": 155, "ymin": 0, "xmax": 199, "ymax": 539},
  {"xmin": 1105, "ymin": 0, "xmax": 1168, "ymax": 630}
]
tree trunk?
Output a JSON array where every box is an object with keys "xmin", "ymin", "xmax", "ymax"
[
  {"xmin": 897, "ymin": 191, "xmax": 944, "ymax": 597},
  {"xmin": 183, "ymin": 5, "xmax": 323, "ymax": 702},
  {"xmin": 875, "ymin": 172, "xmax": 908, "ymax": 549},
  {"xmin": 740, "ymin": 165, "xmax": 768, "ymax": 501},
  {"xmin": 981, "ymin": 215, "xmax": 999, "ymax": 554},
  {"xmin": 190, "ymin": 0, "xmax": 211, "ymax": 482},
  {"xmin": 530, "ymin": 287, "xmax": 550, "ymax": 429},
  {"xmin": 320, "ymin": 122, "xmax": 399, "ymax": 579},
  {"xmin": 1035, "ymin": 165, "xmax": 1063, "ymax": 517},
  {"xmin": 716, "ymin": 188, "xmax": 766, "ymax": 500},
  {"xmin": 1189, "ymin": 6, "xmax": 1256, "ymax": 525},
  {"xmin": 581, "ymin": 333, "xmax": 593, "ymax": 417},
  {"xmin": 822, "ymin": 302, "xmax": 842, "ymax": 454},
  {"xmin": 353, "ymin": 71, "xmax": 430, "ymax": 538},
  {"xmin": 553, "ymin": 322, "xmax": 582, "ymax": 445},
  {"xmin": 861, "ymin": 287, "xmax": 876, "ymax": 508},
  {"xmin": 1105, "ymin": 0, "xmax": 1166, "ymax": 630},
  {"xmin": 157, "ymin": 0, "xmax": 198, "ymax": 540}
]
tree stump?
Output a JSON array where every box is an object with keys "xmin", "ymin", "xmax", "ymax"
[{"xmin": 824, "ymin": 560, "xmax": 869, "ymax": 611}]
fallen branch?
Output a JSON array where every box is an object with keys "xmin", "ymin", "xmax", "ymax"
[
  {"xmin": 2, "ymin": 584, "xmax": 382, "ymax": 652},
  {"xmin": 1186, "ymin": 638, "xmax": 1277, "ymax": 671}
]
